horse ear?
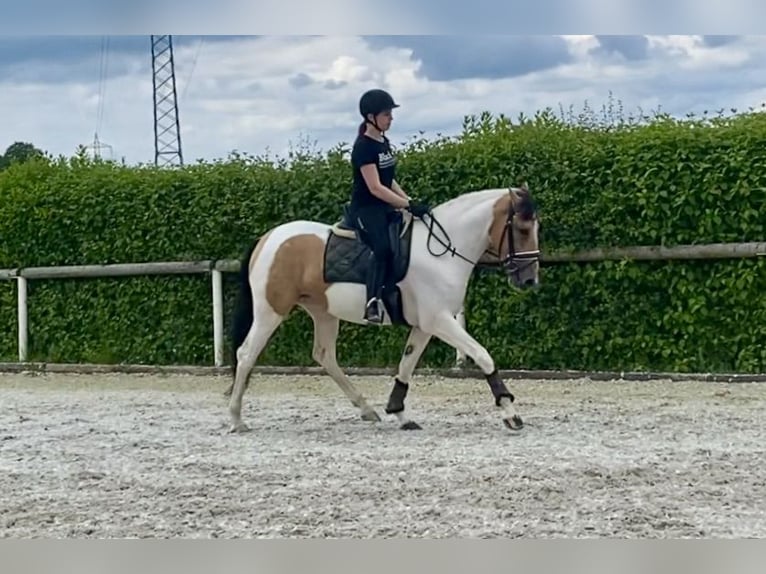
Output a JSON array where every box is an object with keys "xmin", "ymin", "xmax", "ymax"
[
  {"xmin": 509, "ymin": 183, "xmax": 536, "ymax": 219},
  {"xmin": 509, "ymin": 184, "xmax": 527, "ymax": 203},
  {"xmin": 509, "ymin": 181, "xmax": 529, "ymax": 198}
]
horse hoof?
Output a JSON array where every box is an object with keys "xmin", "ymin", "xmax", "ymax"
[
  {"xmin": 361, "ymin": 409, "xmax": 382, "ymax": 422},
  {"xmin": 228, "ymin": 422, "xmax": 251, "ymax": 434},
  {"xmin": 503, "ymin": 415, "xmax": 523, "ymax": 431},
  {"xmin": 401, "ymin": 421, "xmax": 422, "ymax": 431}
]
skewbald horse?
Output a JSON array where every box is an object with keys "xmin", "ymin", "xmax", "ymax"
[{"xmin": 223, "ymin": 184, "xmax": 541, "ymax": 433}]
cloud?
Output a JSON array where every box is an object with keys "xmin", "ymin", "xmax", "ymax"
[
  {"xmin": 0, "ymin": 36, "xmax": 251, "ymax": 84},
  {"xmin": 1, "ymin": 35, "xmax": 766, "ymax": 167},
  {"xmin": 288, "ymin": 73, "xmax": 314, "ymax": 89},
  {"xmin": 591, "ymin": 35, "xmax": 649, "ymax": 60},
  {"xmin": 701, "ymin": 35, "xmax": 741, "ymax": 47},
  {"xmin": 363, "ymin": 36, "xmax": 573, "ymax": 81}
]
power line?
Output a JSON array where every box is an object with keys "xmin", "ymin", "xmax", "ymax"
[
  {"xmin": 95, "ymin": 35, "xmax": 110, "ymax": 136},
  {"xmin": 180, "ymin": 36, "xmax": 205, "ymax": 102}
]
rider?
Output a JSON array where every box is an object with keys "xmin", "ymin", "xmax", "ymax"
[{"xmin": 349, "ymin": 88, "xmax": 429, "ymax": 324}]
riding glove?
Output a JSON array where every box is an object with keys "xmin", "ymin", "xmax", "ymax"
[{"xmin": 407, "ymin": 202, "xmax": 430, "ymax": 217}]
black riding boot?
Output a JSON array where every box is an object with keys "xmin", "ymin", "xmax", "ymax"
[{"xmin": 364, "ymin": 253, "xmax": 386, "ymax": 324}]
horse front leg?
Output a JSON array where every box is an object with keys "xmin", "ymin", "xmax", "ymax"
[
  {"xmin": 425, "ymin": 311, "xmax": 523, "ymax": 431},
  {"xmin": 454, "ymin": 307, "xmax": 469, "ymax": 368}
]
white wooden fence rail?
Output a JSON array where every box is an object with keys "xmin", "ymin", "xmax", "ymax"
[
  {"xmin": 1, "ymin": 260, "xmax": 238, "ymax": 366},
  {"xmin": 1, "ymin": 241, "xmax": 765, "ymax": 367}
]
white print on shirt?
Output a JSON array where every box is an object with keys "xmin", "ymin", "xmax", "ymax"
[{"xmin": 378, "ymin": 150, "xmax": 396, "ymax": 169}]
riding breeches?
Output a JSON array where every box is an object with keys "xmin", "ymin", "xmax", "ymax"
[{"xmin": 353, "ymin": 206, "xmax": 394, "ymax": 301}]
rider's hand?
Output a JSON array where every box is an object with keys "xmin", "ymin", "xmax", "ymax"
[{"xmin": 407, "ymin": 201, "xmax": 430, "ymax": 217}]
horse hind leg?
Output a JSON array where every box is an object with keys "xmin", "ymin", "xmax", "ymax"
[
  {"xmin": 307, "ymin": 307, "xmax": 381, "ymax": 422},
  {"xmin": 227, "ymin": 303, "xmax": 283, "ymax": 433},
  {"xmin": 386, "ymin": 326, "xmax": 432, "ymax": 430}
]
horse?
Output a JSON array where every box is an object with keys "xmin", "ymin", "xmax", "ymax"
[{"xmin": 223, "ymin": 183, "xmax": 541, "ymax": 433}]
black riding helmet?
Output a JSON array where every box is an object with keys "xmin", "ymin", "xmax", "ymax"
[{"xmin": 359, "ymin": 88, "xmax": 399, "ymax": 131}]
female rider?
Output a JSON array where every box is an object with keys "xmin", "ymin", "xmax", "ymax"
[{"xmin": 349, "ymin": 88, "xmax": 429, "ymax": 324}]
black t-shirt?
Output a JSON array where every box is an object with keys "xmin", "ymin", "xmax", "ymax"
[{"xmin": 350, "ymin": 133, "xmax": 396, "ymax": 211}]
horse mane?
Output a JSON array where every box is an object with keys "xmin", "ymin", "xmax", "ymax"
[
  {"xmin": 513, "ymin": 187, "xmax": 538, "ymax": 221},
  {"xmin": 433, "ymin": 187, "xmax": 510, "ymax": 214},
  {"xmin": 433, "ymin": 186, "xmax": 539, "ymax": 223}
]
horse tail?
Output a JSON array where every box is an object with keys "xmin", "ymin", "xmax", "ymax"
[{"xmin": 229, "ymin": 236, "xmax": 260, "ymax": 380}]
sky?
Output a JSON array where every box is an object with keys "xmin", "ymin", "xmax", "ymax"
[{"xmin": 1, "ymin": 34, "xmax": 765, "ymax": 166}]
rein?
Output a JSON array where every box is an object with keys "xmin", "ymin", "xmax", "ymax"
[{"xmin": 414, "ymin": 200, "xmax": 540, "ymax": 280}]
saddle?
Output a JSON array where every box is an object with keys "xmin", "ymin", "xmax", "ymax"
[{"xmin": 323, "ymin": 204, "xmax": 415, "ymax": 325}]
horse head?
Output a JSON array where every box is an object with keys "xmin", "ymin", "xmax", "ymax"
[{"xmin": 482, "ymin": 182, "xmax": 540, "ymax": 289}]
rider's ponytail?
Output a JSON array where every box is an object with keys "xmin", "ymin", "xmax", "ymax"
[{"xmin": 358, "ymin": 121, "xmax": 367, "ymax": 136}]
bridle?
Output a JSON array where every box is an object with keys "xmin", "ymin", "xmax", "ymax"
[{"xmin": 418, "ymin": 194, "xmax": 540, "ymax": 283}]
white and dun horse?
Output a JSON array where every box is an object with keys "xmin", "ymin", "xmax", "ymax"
[{"xmin": 224, "ymin": 184, "xmax": 541, "ymax": 433}]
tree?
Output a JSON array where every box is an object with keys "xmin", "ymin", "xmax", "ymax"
[{"xmin": 0, "ymin": 141, "xmax": 45, "ymax": 170}]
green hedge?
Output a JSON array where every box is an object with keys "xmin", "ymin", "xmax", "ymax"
[{"xmin": 1, "ymin": 104, "xmax": 765, "ymax": 373}]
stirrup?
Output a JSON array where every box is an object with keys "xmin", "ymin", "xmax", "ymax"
[{"xmin": 364, "ymin": 298, "xmax": 384, "ymax": 323}]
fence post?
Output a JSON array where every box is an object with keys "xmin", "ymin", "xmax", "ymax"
[
  {"xmin": 211, "ymin": 269, "xmax": 224, "ymax": 367},
  {"xmin": 17, "ymin": 276, "xmax": 28, "ymax": 362}
]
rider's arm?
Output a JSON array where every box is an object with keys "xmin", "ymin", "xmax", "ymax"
[
  {"xmin": 360, "ymin": 165, "xmax": 410, "ymax": 209},
  {"xmin": 391, "ymin": 179, "xmax": 410, "ymax": 200}
]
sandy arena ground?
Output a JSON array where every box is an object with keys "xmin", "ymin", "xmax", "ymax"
[{"xmin": 1, "ymin": 371, "xmax": 765, "ymax": 538}]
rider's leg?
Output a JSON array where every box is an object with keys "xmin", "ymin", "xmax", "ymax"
[
  {"xmin": 356, "ymin": 208, "xmax": 392, "ymax": 324},
  {"xmin": 365, "ymin": 233, "xmax": 391, "ymax": 323}
]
